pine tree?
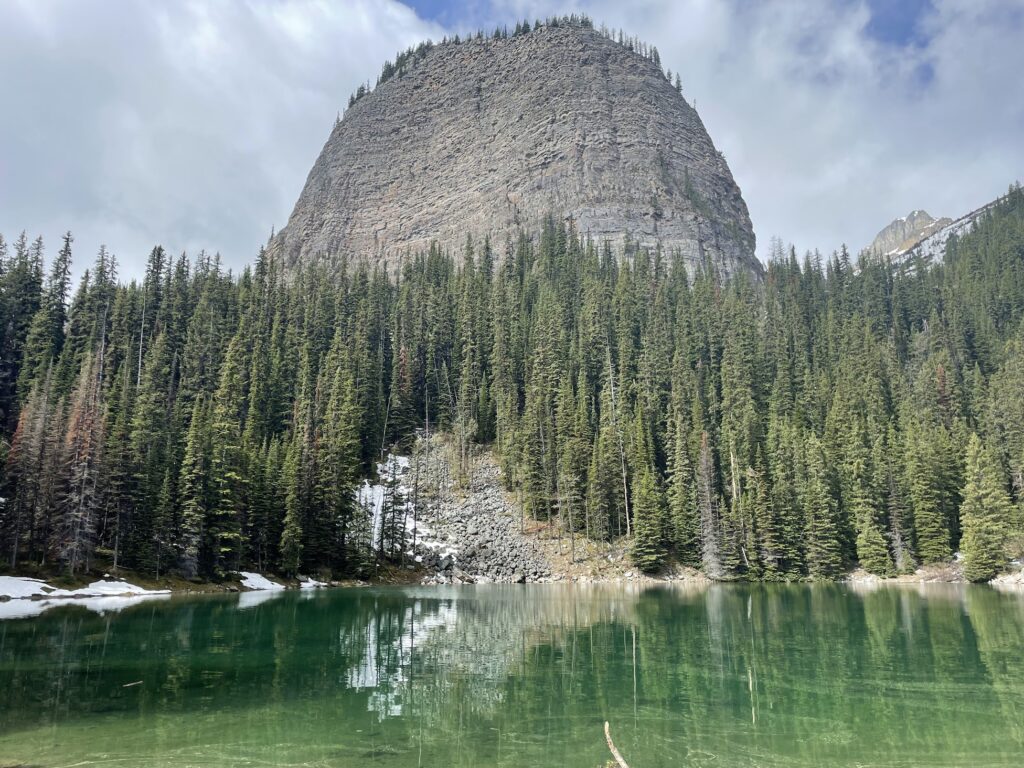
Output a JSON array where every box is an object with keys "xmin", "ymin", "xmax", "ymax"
[
  {"xmin": 630, "ymin": 407, "xmax": 667, "ymax": 571},
  {"xmin": 848, "ymin": 455, "xmax": 893, "ymax": 576},
  {"xmin": 207, "ymin": 331, "xmax": 250, "ymax": 576},
  {"xmin": 748, "ymin": 456, "xmax": 781, "ymax": 580},
  {"xmin": 905, "ymin": 423, "xmax": 952, "ymax": 563},
  {"xmin": 667, "ymin": 414, "xmax": 699, "ymax": 565},
  {"xmin": 315, "ymin": 352, "xmax": 361, "ymax": 572},
  {"xmin": 802, "ymin": 434, "xmax": 843, "ymax": 578},
  {"xmin": 697, "ymin": 432, "xmax": 723, "ymax": 579},
  {"xmin": 17, "ymin": 232, "xmax": 73, "ymax": 400},
  {"xmin": 280, "ymin": 437, "xmax": 304, "ymax": 576},
  {"xmin": 1, "ymin": 370, "xmax": 53, "ymax": 566},
  {"xmin": 631, "ymin": 464, "xmax": 667, "ymax": 572},
  {"xmin": 179, "ymin": 395, "xmax": 211, "ymax": 578},
  {"xmin": 960, "ymin": 434, "xmax": 1013, "ymax": 582},
  {"xmin": 54, "ymin": 350, "xmax": 106, "ymax": 575}
]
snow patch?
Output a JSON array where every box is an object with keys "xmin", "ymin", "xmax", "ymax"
[
  {"xmin": 0, "ymin": 575, "xmax": 170, "ymax": 602},
  {"xmin": 358, "ymin": 453, "xmax": 420, "ymax": 555},
  {"xmin": 357, "ymin": 451, "xmax": 460, "ymax": 563},
  {"xmin": 238, "ymin": 572, "xmax": 286, "ymax": 591},
  {"xmin": 299, "ymin": 573, "xmax": 325, "ymax": 593},
  {"xmin": 0, "ymin": 576, "xmax": 50, "ymax": 599}
]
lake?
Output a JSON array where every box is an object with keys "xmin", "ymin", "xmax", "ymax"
[{"xmin": 1, "ymin": 582, "xmax": 1022, "ymax": 767}]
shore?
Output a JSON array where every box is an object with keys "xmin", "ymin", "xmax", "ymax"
[
  {"xmin": 4, "ymin": 438, "xmax": 1021, "ymax": 612},
  {"xmin": 3, "ymin": 558, "xmax": 1021, "ymax": 621}
]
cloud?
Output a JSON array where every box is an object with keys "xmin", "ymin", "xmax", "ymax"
[
  {"xmin": 0, "ymin": 0, "xmax": 443, "ymax": 279},
  {"xmin": 483, "ymin": 0, "xmax": 1024, "ymax": 257},
  {"xmin": 2, "ymin": 0, "xmax": 1022, "ymax": 278}
]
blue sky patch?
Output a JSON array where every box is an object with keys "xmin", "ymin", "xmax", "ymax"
[{"xmin": 864, "ymin": 0, "xmax": 934, "ymax": 47}]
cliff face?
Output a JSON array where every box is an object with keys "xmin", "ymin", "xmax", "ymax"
[
  {"xmin": 271, "ymin": 23, "xmax": 759, "ymax": 277},
  {"xmin": 868, "ymin": 210, "xmax": 952, "ymax": 257}
]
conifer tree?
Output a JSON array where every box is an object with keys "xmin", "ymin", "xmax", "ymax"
[
  {"xmin": 697, "ymin": 432, "xmax": 723, "ymax": 579},
  {"xmin": 667, "ymin": 414, "xmax": 699, "ymax": 565},
  {"xmin": 960, "ymin": 434, "xmax": 1013, "ymax": 582},
  {"xmin": 17, "ymin": 232, "xmax": 72, "ymax": 400},
  {"xmin": 179, "ymin": 394, "xmax": 211, "ymax": 578},
  {"xmin": 55, "ymin": 350, "xmax": 106, "ymax": 575},
  {"xmin": 630, "ymin": 406, "xmax": 667, "ymax": 571},
  {"xmin": 802, "ymin": 433, "xmax": 843, "ymax": 578},
  {"xmin": 905, "ymin": 423, "xmax": 951, "ymax": 563}
]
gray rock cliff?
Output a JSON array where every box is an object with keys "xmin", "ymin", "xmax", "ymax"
[
  {"xmin": 270, "ymin": 23, "xmax": 759, "ymax": 277},
  {"xmin": 868, "ymin": 210, "xmax": 952, "ymax": 257}
]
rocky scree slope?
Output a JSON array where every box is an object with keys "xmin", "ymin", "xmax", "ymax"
[
  {"xmin": 412, "ymin": 449, "xmax": 553, "ymax": 584},
  {"xmin": 270, "ymin": 23, "xmax": 759, "ymax": 278},
  {"xmin": 390, "ymin": 436, "xmax": 703, "ymax": 585}
]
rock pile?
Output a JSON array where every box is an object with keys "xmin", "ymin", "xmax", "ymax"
[
  {"xmin": 415, "ymin": 456, "xmax": 552, "ymax": 584},
  {"xmin": 395, "ymin": 442, "xmax": 552, "ymax": 585}
]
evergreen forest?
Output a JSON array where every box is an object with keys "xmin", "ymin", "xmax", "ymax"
[{"xmin": 2, "ymin": 186, "xmax": 1023, "ymax": 584}]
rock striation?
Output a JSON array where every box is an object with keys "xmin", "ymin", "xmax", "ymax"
[{"xmin": 270, "ymin": 22, "xmax": 759, "ymax": 277}]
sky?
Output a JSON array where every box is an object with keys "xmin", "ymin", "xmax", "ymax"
[{"xmin": 1, "ymin": 0, "xmax": 1022, "ymax": 280}]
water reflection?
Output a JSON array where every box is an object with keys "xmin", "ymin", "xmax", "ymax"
[{"xmin": 0, "ymin": 582, "xmax": 1022, "ymax": 768}]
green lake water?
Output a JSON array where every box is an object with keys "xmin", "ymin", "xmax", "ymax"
[{"xmin": 1, "ymin": 582, "xmax": 1023, "ymax": 767}]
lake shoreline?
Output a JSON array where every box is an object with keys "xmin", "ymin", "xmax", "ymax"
[{"xmin": 4, "ymin": 557, "xmax": 1022, "ymax": 609}]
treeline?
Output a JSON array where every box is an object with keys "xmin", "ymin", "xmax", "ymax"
[
  {"xmin": 347, "ymin": 15, "xmax": 684, "ymax": 113},
  {"xmin": 2, "ymin": 186, "xmax": 1024, "ymax": 582}
]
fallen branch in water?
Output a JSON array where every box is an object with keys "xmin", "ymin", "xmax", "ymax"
[{"xmin": 604, "ymin": 721, "xmax": 630, "ymax": 768}]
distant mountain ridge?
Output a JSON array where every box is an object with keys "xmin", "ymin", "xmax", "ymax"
[
  {"xmin": 868, "ymin": 210, "xmax": 952, "ymax": 257},
  {"xmin": 866, "ymin": 192, "xmax": 1014, "ymax": 265},
  {"xmin": 900, "ymin": 196, "xmax": 1007, "ymax": 263}
]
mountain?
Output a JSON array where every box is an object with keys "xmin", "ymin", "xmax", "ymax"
[
  {"xmin": 867, "ymin": 210, "xmax": 952, "ymax": 257},
  {"xmin": 899, "ymin": 196, "xmax": 1007, "ymax": 263},
  {"xmin": 269, "ymin": 20, "xmax": 759, "ymax": 278}
]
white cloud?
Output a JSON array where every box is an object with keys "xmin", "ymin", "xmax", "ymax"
[
  {"xmin": 0, "ymin": 0, "xmax": 443, "ymax": 279},
  {"xmin": 488, "ymin": 0, "xmax": 1024, "ymax": 258},
  {"xmin": 1, "ymin": 0, "xmax": 1021, "ymax": 277}
]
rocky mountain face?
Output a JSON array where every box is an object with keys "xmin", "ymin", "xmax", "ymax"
[
  {"xmin": 899, "ymin": 196, "xmax": 1007, "ymax": 264},
  {"xmin": 868, "ymin": 209, "xmax": 952, "ymax": 257},
  {"xmin": 269, "ymin": 22, "xmax": 760, "ymax": 278},
  {"xmin": 867, "ymin": 193, "xmax": 1009, "ymax": 265}
]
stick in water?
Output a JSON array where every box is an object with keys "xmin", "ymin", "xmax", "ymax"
[{"xmin": 604, "ymin": 721, "xmax": 630, "ymax": 768}]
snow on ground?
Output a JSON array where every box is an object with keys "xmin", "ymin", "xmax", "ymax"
[
  {"xmin": 238, "ymin": 571, "xmax": 286, "ymax": 591},
  {"xmin": 0, "ymin": 575, "xmax": 170, "ymax": 601},
  {"xmin": 405, "ymin": 516, "xmax": 459, "ymax": 561},
  {"xmin": 76, "ymin": 580, "xmax": 170, "ymax": 596},
  {"xmin": 0, "ymin": 576, "xmax": 171, "ymax": 621},
  {"xmin": 298, "ymin": 575, "xmax": 328, "ymax": 589},
  {"xmin": 358, "ymin": 452, "xmax": 460, "ymax": 562},
  {"xmin": 0, "ymin": 576, "xmax": 49, "ymax": 599},
  {"xmin": 358, "ymin": 454, "xmax": 417, "ymax": 554}
]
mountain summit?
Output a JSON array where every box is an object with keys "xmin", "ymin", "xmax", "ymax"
[
  {"xmin": 269, "ymin": 20, "xmax": 759, "ymax": 277},
  {"xmin": 867, "ymin": 209, "xmax": 952, "ymax": 257}
]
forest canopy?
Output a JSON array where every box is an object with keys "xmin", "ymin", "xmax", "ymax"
[{"xmin": 1, "ymin": 185, "xmax": 1023, "ymax": 583}]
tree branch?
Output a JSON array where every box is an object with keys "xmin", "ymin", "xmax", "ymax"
[{"xmin": 604, "ymin": 721, "xmax": 630, "ymax": 768}]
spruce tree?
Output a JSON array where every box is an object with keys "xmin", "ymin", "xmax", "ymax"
[
  {"xmin": 802, "ymin": 434, "xmax": 843, "ymax": 578},
  {"xmin": 960, "ymin": 434, "xmax": 1013, "ymax": 582},
  {"xmin": 906, "ymin": 424, "xmax": 952, "ymax": 564},
  {"xmin": 179, "ymin": 395, "xmax": 211, "ymax": 578}
]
